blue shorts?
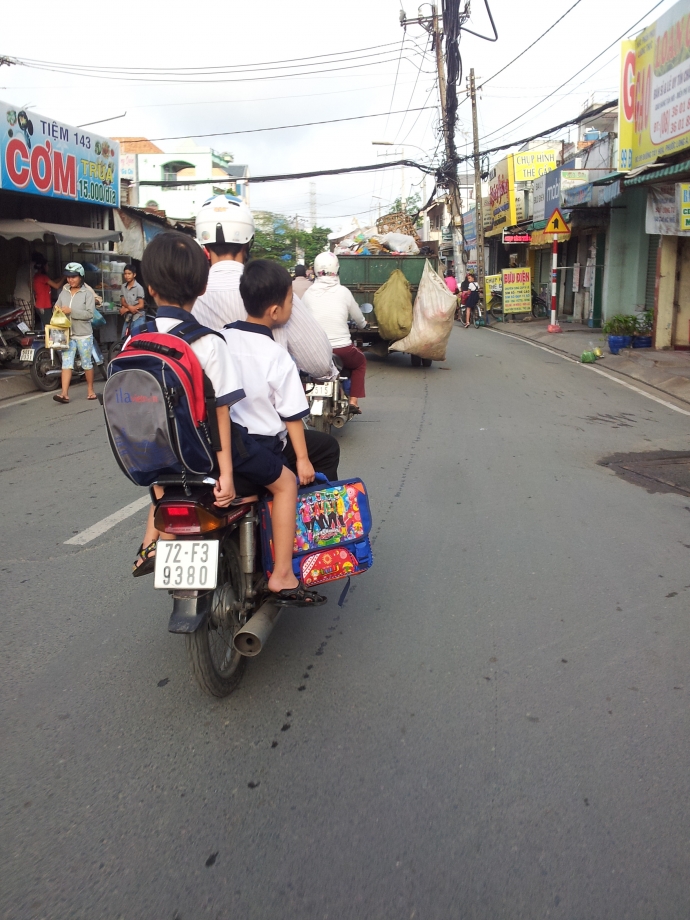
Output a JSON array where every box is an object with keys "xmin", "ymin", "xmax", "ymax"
[
  {"xmin": 231, "ymin": 424, "xmax": 286, "ymax": 493},
  {"xmin": 62, "ymin": 334, "xmax": 93, "ymax": 370}
]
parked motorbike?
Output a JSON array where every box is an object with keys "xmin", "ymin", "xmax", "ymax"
[
  {"xmin": 0, "ymin": 305, "xmax": 33, "ymax": 366},
  {"xmin": 149, "ymin": 475, "xmax": 286, "ymax": 698},
  {"xmin": 28, "ymin": 334, "xmax": 107, "ymax": 391}
]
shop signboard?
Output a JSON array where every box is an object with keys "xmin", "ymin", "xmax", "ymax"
[
  {"xmin": 502, "ymin": 229, "xmax": 532, "ymax": 243},
  {"xmin": 482, "ymin": 196, "xmax": 492, "ymax": 229},
  {"xmin": 618, "ymin": 0, "xmax": 690, "ymax": 170},
  {"xmin": 533, "ymin": 175, "xmax": 546, "ymax": 221},
  {"xmin": 462, "ymin": 208, "xmax": 477, "ymax": 246},
  {"xmin": 563, "ymin": 183, "xmax": 595, "ymax": 207},
  {"xmin": 0, "ymin": 101, "xmax": 120, "ymax": 207},
  {"xmin": 120, "ymin": 153, "xmax": 137, "ymax": 181},
  {"xmin": 677, "ymin": 181, "xmax": 690, "ymax": 229},
  {"xmin": 544, "ymin": 167, "xmax": 562, "ymax": 222},
  {"xmin": 512, "ymin": 149, "xmax": 557, "ymax": 181},
  {"xmin": 485, "ymin": 272, "xmax": 502, "ymax": 306},
  {"xmin": 487, "ymin": 156, "xmax": 517, "ymax": 237},
  {"xmin": 646, "ymin": 183, "xmax": 690, "ymax": 235},
  {"xmin": 501, "ymin": 268, "xmax": 532, "ymax": 314}
]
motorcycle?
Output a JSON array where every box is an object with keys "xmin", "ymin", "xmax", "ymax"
[
  {"xmin": 27, "ymin": 334, "xmax": 107, "ymax": 391},
  {"xmin": 0, "ymin": 305, "xmax": 33, "ymax": 366},
  {"xmin": 304, "ymin": 303, "xmax": 372, "ymax": 432},
  {"xmin": 149, "ymin": 475, "xmax": 297, "ymax": 698},
  {"xmin": 304, "ymin": 360, "xmax": 353, "ymax": 433}
]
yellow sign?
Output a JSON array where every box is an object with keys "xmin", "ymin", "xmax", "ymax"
[
  {"xmin": 618, "ymin": 0, "xmax": 690, "ymax": 169},
  {"xmin": 543, "ymin": 208, "xmax": 570, "ymax": 235},
  {"xmin": 485, "ymin": 273, "xmax": 502, "ymax": 306},
  {"xmin": 512, "ymin": 149, "xmax": 558, "ymax": 181},
  {"xmin": 502, "ymin": 268, "xmax": 532, "ymax": 314},
  {"xmin": 678, "ymin": 182, "xmax": 690, "ymax": 229},
  {"xmin": 487, "ymin": 156, "xmax": 517, "ymax": 238}
]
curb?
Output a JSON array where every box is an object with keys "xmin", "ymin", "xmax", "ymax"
[
  {"xmin": 485, "ymin": 324, "xmax": 690, "ymax": 409},
  {"xmin": 0, "ymin": 371, "xmax": 38, "ymax": 402}
]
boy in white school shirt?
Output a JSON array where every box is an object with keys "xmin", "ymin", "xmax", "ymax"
[{"xmin": 224, "ymin": 259, "xmax": 327, "ymax": 608}]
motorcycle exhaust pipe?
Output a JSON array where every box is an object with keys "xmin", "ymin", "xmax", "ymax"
[
  {"xmin": 332, "ymin": 415, "xmax": 347, "ymax": 429},
  {"xmin": 233, "ymin": 599, "xmax": 282, "ymax": 657}
]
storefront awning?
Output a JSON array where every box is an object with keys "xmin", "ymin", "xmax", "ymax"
[
  {"xmin": 623, "ymin": 157, "xmax": 690, "ymax": 186},
  {"xmin": 0, "ymin": 219, "xmax": 121, "ymax": 245}
]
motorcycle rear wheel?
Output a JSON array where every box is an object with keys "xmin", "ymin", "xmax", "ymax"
[
  {"xmin": 30, "ymin": 347, "xmax": 61, "ymax": 391},
  {"xmin": 309, "ymin": 413, "xmax": 331, "ymax": 433},
  {"xmin": 186, "ymin": 534, "xmax": 247, "ymax": 698}
]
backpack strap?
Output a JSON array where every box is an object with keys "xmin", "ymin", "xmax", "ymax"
[{"xmin": 167, "ymin": 318, "xmax": 224, "ymax": 453}]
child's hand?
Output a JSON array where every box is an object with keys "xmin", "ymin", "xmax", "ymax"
[
  {"xmin": 296, "ymin": 457, "xmax": 315, "ymax": 486},
  {"xmin": 214, "ymin": 472, "xmax": 236, "ymax": 507}
]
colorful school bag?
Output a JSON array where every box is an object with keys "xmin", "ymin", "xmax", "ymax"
[
  {"xmin": 260, "ymin": 475, "xmax": 373, "ymax": 588},
  {"xmin": 102, "ymin": 317, "xmax": 222, "ymax": 486}
]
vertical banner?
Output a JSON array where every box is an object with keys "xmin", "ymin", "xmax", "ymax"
[
  {"xmin": 618, "ymin": 40, "xmax": 636, "ymax": 170},
  {"xmin": 678, "ymin": 182, "xmax": 690, "ymax": 230},
  {"xmin": 501, "ymin": 268, "xmax": 532, "ymax": 313}
]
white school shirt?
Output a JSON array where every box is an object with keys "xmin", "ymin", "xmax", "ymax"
[
  {"xmin": 154, "ymin": 307, "xmax": 245, "ymax": 408},
  {"xmin": 192, "ymin": 261, "xmax": 335, "ymax": 379},
  {"xmin": 222, "ymin": 321, "xmax": 309, "ymax": 444},
  {"xmin": 301, "ymin": 275, "xmax": 366, "ymax": 348}
]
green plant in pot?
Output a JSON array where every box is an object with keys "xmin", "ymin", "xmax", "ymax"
[
  {"xmin": 633, "ymin": 310, "xmax": 653, "ymax": 347},
  {"xmin": 602, "ymin": 314, "xmax": 637, "ymax": 354}
]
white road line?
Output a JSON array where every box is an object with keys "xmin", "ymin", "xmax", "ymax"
[
  {"xmin": 490, "ymin": 329, "xmax": 690, "ymax": 418},
  {"xmin": 0, "ymin": 391, "xmax": 51, "ymax": 410},
  {"xmin": 64, "ymin": 495, "xmax": 150, "ymax": 546}
]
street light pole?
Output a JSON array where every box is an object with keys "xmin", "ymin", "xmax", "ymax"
[{"xmin": 469, "ymin": 69, "xmax": 485, "ymax": 296}]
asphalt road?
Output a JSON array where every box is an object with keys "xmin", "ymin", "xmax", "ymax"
[{"xmin": 3, "ymin": 326, "xmax": 690, "ymax": 920}]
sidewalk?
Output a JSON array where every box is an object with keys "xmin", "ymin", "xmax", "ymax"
[
  {"xmin": 484, "ymin": 317, "xmax": 690, "ymax": 406},
  {"xmin": 0, "ymin": 368, "xmax": 38, "ymax": 402}
]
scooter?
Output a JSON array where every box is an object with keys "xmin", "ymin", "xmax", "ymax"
[
  {"xmin": 150, "ymin": 474, "xmax": 344, "ymax": 698},
  {"xmin": 0, "ymin": 305, "xmax": 33, "ymax": 366},
  {"xmin": 28, "ymin": 334, "xmax": 107, "ymax": 391},
  {"xmin": 304, "ymin": 360, "xmax": 353, "ymax": 433},
  {"xmin": 304, "ymin": 303, "xmax": 372, "ymax": 432}
]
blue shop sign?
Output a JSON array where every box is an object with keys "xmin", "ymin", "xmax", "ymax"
[{"xmin": 1, "ymin": 100, "xmax": 119, "ymax": 207}]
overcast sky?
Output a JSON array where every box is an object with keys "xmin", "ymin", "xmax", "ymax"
[{"xmin": 0, "ymin": 0, "xmax": 679, "ymax": 234}]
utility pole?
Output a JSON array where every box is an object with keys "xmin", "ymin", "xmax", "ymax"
[
  {"xmin": 469, "ymin": 69, "xmax": 485, "ymax": 296},
  {"xmin": 432, "ymin": 7, "xmax": 448, "ymax": 155},
  {"xmin": 309, "ymin": 181, "xmax": 317, "ymax": 229}
]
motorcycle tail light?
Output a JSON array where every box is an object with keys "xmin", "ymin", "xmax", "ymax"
[
  {"xmin": 20, "ymin": 337, "xmax": 33, "ymax": 347},
  {"xmin": 155, "ymin": 502, "xmax": 223, "ymax": 535}
]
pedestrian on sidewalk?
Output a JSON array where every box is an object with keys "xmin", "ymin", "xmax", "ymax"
[{"xmin": 52, "ymin": 263, "xmax": 96, "ymax": 404}]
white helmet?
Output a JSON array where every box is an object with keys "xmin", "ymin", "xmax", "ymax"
[
  {"xmin": 195, "ymin": 195, "xmax": 255, "ymax": 246},
  {"xmin": 314, "ymin": 252, "xmax": 339, "ymax": 276}
]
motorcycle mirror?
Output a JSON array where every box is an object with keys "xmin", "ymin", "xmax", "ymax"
[{"xmin": 360, "ymin": 302, "xmax": 374, "ymax": 314}]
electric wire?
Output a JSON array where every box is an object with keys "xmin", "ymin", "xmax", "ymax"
[
  {"xmin": 477, "ymin": 0, "xmax": 585, "ymax": 89},
  {"xmin": 478, "ymin": 0, "xmax": 665, "ymax": 143},
  {"xmin": 383, "ymin": 36, "xmax": 407, "ymax": 137},
  {"xmin": 144, "ymin": 105, "xmax": 437, "ymax": 142},
  {"xmin": 394, "ymin": 34, "xmax": 432, "ymax": 142}
]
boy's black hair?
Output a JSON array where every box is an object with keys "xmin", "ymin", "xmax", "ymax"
[
  {"xmin": 239, "ymin": 259, "xmax": 292, "ymax": 318},
  {"xmin": 294, "ymin": 263, "xmax": 307, "ymax": 277},
  {"xmin": 206, "ymin": 242, "xmax": 247, "ymax": 258},
  {"xmin": 141, "ymin": 231, "xmax": 208, "ymax": 306},
  {"xmin": 123, "ymin": 264, "xmax": 136, "ymax": 275}
]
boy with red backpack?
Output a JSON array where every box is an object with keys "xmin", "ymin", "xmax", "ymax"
[{"xmin": 107, "ymin": 232, "xmax": 323, "ymax": 606}]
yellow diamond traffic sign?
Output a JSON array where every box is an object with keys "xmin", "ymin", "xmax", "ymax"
[{"xmin": 544, "ymin": 208, "xmax": 570, "ymax": 235}]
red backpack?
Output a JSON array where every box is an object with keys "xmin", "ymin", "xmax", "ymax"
[{"xmin": 103, "ymin": 316, "xmax": 223, "ymax": 486}]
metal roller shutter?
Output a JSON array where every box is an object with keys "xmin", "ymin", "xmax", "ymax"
[{"xmin": 645, "ymin": 235, "xmax": 660, "ymax": 310}]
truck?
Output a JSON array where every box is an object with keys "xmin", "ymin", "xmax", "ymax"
[{"xmin": 338, "ymin": 254, "xmax": 440, "ymax": 367}]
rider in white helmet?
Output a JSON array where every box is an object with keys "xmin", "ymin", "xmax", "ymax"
[
  {"xmin": 302, "ymin": 251, "xmax": 368, "ymax": 415},
  {"xmin": 192, "ymin": 195, "xmax": 340, "ymax": 479}
]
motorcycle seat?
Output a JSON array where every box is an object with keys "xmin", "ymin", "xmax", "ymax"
[
  {"xmin": 332, "ymin": 355, "xmax": 352, "ymax": 378},
  {"xmin": 0, "ymin": 306, "xmax": 23, "ymax": 326}
]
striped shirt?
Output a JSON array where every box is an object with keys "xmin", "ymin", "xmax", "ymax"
[{"xmin": 192, "ymin": 261, "xmax": 335, "ymax": 379}]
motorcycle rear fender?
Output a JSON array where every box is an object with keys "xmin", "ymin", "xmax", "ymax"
[{"xmin": 168, "ymin": 590, "xmax": 213, "ymax": 634}]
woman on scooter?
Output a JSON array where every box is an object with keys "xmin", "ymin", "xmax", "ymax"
[{"xmin": 302, "ymin": 252, "xmax": 368, "ymax": 415}]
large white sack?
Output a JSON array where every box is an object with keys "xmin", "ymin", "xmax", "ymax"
[
  {"xmin": 380, "ymin": 232, "xmax": 419, "ymax": 254},
  {"xmin": 389, "ymin": 260, "xmax": 457, "ymax": 361}
]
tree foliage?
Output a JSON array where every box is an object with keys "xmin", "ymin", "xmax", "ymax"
[{"xmin": 252, "ymin": 212, "xmax": 331, "ymax": 270}]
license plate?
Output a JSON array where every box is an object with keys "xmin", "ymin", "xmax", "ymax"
[
  {"xmin": 20, "ymin": 348, "xmax": 35, "ymax": 362},
  {"xmin": 154, "ymin": 540, "xmax": 219, "ymax": 590},
  {"xmin": 310, "ymin": 397, "xmax": 324, "ymax": 416},
  {"xmin": 310, "ymin": 382, "xmax": 333, "ymax": 397}
]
